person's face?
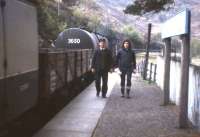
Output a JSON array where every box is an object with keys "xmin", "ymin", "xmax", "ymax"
[
  {"xmin": 99, "ymin": 41, "xmax": 106, "ymax": 49},
  {"xmin": 124, "ymin": 41, "xmax": 129, "ymax": 49}
]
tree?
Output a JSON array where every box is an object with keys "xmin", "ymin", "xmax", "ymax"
[
  {"xmin": 122, "ymin": 25, "xmax": 144, "ymax": 48},
  {"xmin": 27, "ymin": 0, "xmax": 67, "ymax": 47},
  {"xmin": 124, "ymin": 0, "xmax": 174, "ymax": 15}
]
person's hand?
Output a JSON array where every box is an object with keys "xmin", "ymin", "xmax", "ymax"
[
  {"xmin": 133, "ymin": 69, "xmax": 136, "ymax": 74},
  {"xmin": 91, "ymin": 68, "xmax": 95, "ymax": 73}
]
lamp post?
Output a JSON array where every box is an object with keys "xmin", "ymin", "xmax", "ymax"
[{"xmin": 55, "ymin": 0, "xmax": 62, "ymax": 16}]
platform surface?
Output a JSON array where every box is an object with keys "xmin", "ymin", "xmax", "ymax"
[{"xmin": 32, "ymin": 73, "xmax": 117, "ymax": 137}]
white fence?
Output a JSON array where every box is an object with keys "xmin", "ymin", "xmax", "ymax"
[{"xmin": 156, "ymin": 56, "xmax": 200, "ymax": 130}]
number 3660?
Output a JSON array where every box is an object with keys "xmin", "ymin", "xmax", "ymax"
[{"xmin": 68, "ymin": 39, "xmax": 80, "ymax": 44}]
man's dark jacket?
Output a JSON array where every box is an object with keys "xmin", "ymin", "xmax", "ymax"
[
  {"xmin": 116, "ymin": 48, "xmax": 136, "ymax": 72},
  {"xmin": 91, "ymin": 49, "xmax": 113, "ymax": 72}
]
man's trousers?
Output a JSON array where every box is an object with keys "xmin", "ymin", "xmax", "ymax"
[{"xmin": 95, "ymin": 70, "xmax": 108, "ymax": 97}]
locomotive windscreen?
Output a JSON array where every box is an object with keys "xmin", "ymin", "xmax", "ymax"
[{"xmin": 55, "ymin": 28, "xmax": 98, "ymax": 49}]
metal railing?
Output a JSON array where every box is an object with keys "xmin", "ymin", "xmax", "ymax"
[{"xmin": 137, "ymin": 60, "xmax": 157, "ymax": 83}]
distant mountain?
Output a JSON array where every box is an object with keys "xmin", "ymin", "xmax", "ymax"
[{"xmin": 94, "ymin": 0, "xmax": 200, "ymax": 39}]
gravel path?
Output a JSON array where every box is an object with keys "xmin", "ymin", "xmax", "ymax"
[{"xmin": 92, "ymin": 75, "xmax": 200, "ymax": 137}]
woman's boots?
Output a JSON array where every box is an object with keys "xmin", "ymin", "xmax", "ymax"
[
  {"xmin": 121, "ymin": 87, "xmax": 125, "ymax": 97},
  {"xmin": 121, "ymin": 86, "xmax": 131, "ymax": 98},
  {"xmin": 126, "ymin": 86, "xmax": 131, "ymax": 98}
]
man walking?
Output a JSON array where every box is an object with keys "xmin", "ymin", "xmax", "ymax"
[{"xmin": 91, "ymin": 39, "xmax": 113, "ymax": 98}]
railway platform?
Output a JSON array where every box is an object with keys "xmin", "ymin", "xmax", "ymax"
[
  {"xmin": 33, "ymin": 72, "xmax": 200, "ymax": 137},
  {"xmin": 32, "ymin": 73, "xmax": 117, "ymax": 137}
]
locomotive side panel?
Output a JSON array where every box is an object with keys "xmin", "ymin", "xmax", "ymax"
[
  {"xmin": 0, "ymin": 0, "xmax": 38, "ymax": 125},
  {"xmin": 0, "ymin": 2, "xmax": 5, "ymax": 125}
]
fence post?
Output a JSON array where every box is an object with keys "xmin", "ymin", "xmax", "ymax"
[
  {"xmin": 149, "ymin": 63, "xmax": 153, "ymax": 83},
  {"xmin": 143, "ymin": 23, "xmax": 151, "ymax": 80},
  {"xmin": 179, "ymin": 10, "xmax": 191, "ymax": 128},
  {"xmin": 153, "ymin": 64, "xmax": 157, "ymax": 82},
  {"xmin": 163, "ymin": 38, "xmax": 171, "ymax": 105}
]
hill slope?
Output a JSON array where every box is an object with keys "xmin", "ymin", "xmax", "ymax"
[{"xmin": 94, "ymin": 0, "xmax": 200, "ymax": 38}]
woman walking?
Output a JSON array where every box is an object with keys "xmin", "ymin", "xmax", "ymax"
[{"xmin": 116, "ymin": 39, "xmax": 136, "ymax": 98}]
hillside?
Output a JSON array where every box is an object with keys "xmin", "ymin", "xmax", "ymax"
[{"xmin": 75, "ymin": 0, "xmax": 200, "ymax": 39}]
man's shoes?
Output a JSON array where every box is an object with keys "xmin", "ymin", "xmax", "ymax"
[
  {"xmin": 102, "ymin": 95, "xmax": 107, "ymax": 98},
  {"xmin": 96, "ymin": 92, "xmax": 100, "ymax": 97},
  {"xmin": 126, "ymin": 89, "xmax": 130, "ymax": 99}
]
